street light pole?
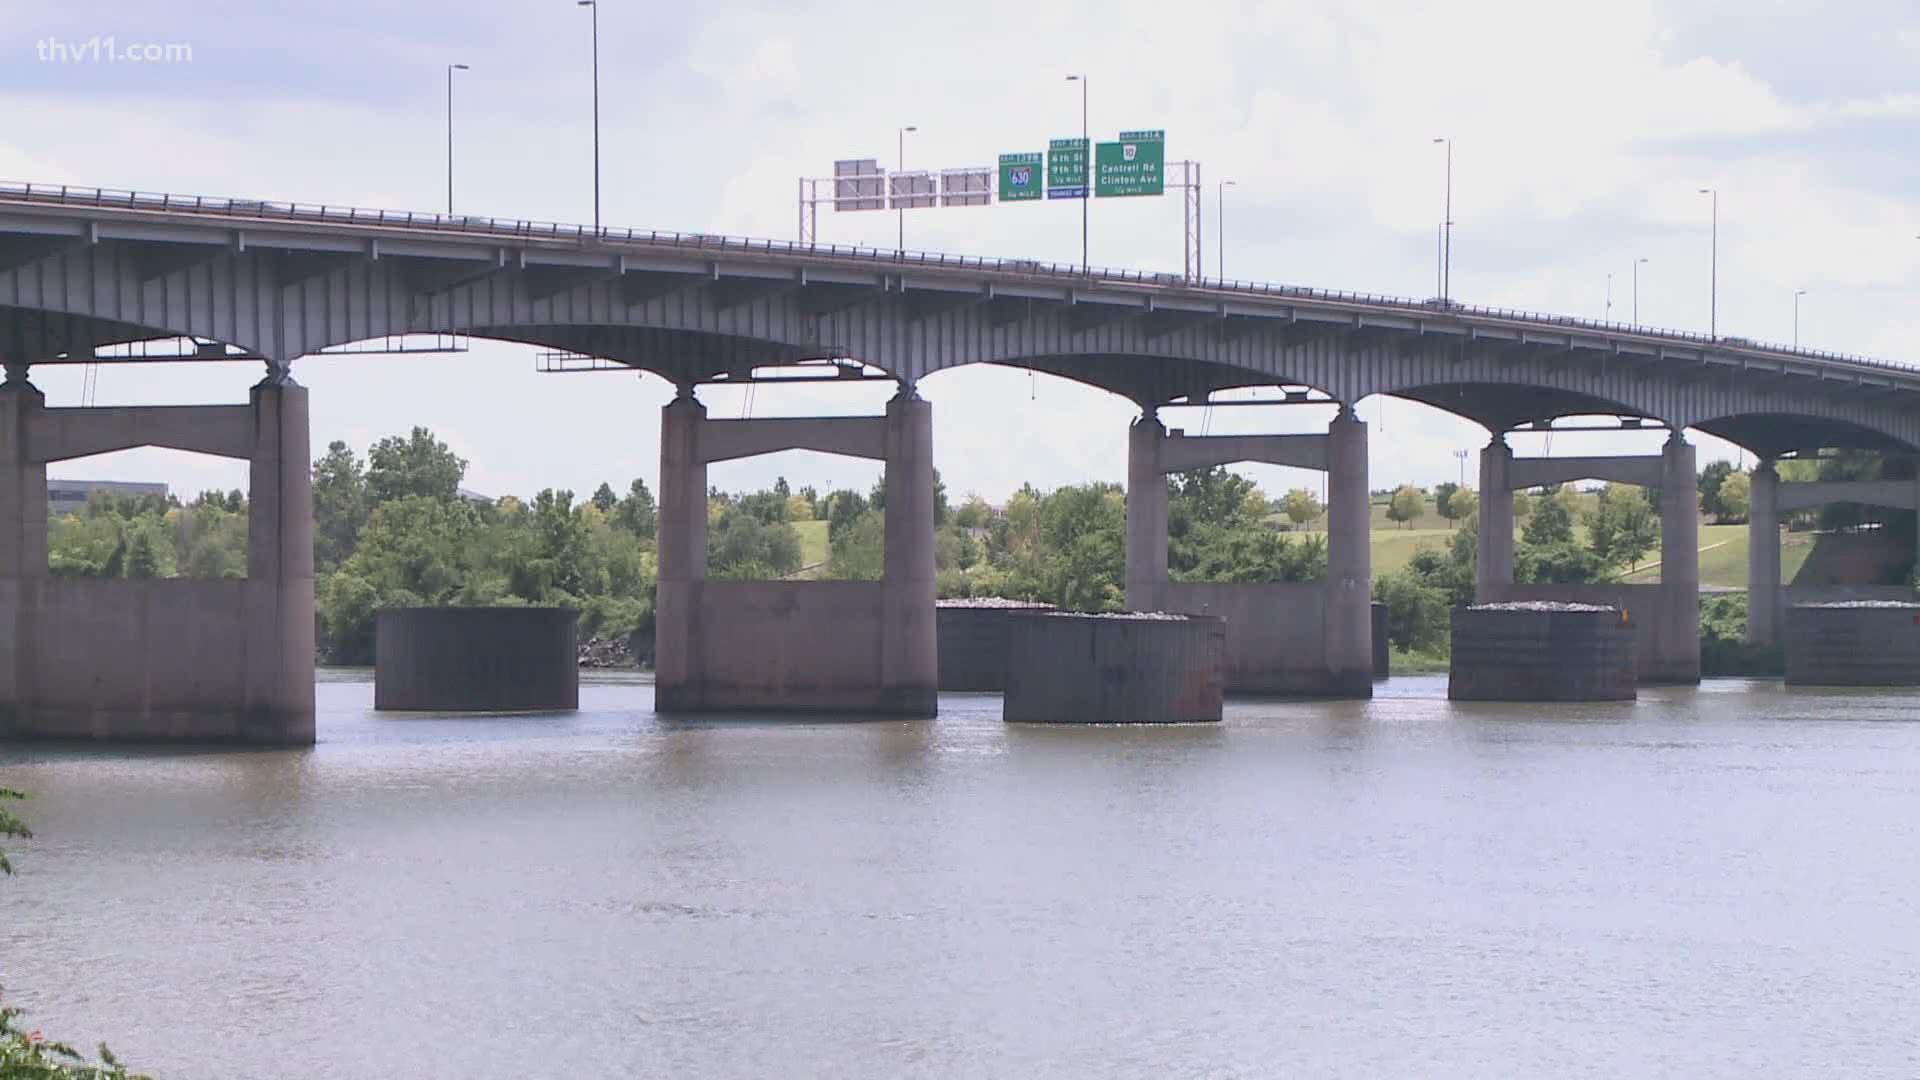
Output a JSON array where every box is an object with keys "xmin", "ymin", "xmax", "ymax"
[
  {"xmin": 1606, "ymin": 271, "xmax": 1614, "ymax": 321},
  {"xmin": 1632, "ymin": 256, "xmax": 1648, "ymax": 325},
  {"xmin": 1066, "ymin": 74, "xmax": 1088, "ymax": 273},
  {"xmin": 897, "ymin": 125, "xmax": 917, "ymax": 250},
  {"xmin": 1433, "ymin": 137, "xmax": 1452, "ymax": 303},
  {"xmin": 1698, "ymin": 187, "xmax": 1717, "ymax": 338},
  {"xmin": 446, "ymin": 63, "xmax": 469, "ymax": 215},
  {"xmin": 578, "ymin": 0, "xmax": 600, "ymax": 230},
  {"xmin": 1216, "ymin": 179, "xmax": 1236, "ymax": 280},
  {"xmin": 1794, "ymin": 288, "xmax": 1808, "ymax": 347}
]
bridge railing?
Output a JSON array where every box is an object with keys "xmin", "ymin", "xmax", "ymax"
[{"xmin": 0, "ymin": 180, "xmax": 1907, "ymax": 375}]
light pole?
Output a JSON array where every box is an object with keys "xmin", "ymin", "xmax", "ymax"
[
  {"xmin": 896, "ymin": 125, "xmax": 917, "ymax": 250},
  {"xmin": 1698, "ymin": 187, "xmax": 1717, "ymax": 338},
  {"xmin": 1432, "ymin": 137, "xmax": 1452, "ymax": 303},
  {"xmin": 445, "ymin": 63, "xmax": 468, "ymax": 215},
  {"xmin": 1454, "ymin": 448, "xmax": 1469, "ymax": 488},
  {"xmin": 1632, "ymin": 256, "xmax": 1648, "ymax": 325},
  {"xmin": 1216, "ymin": 179, "xmax": 1236, "ymax": 280},
  {"xmin": 1794, "ymin": 288, "xmax": 1808, "ymax": 347},
  {"xmin": 578, "ymin": 0, "xmax": 600, "ymax": 230},
  {"xmin": 1066, "ymin": 73, "xmax": 1088, "ymax": 273},
  {"xmin": 1606, "ymin": 271, "xmax": 1614, "ymax": 321}
]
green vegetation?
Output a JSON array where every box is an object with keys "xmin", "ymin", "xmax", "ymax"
[
  {"xmin": 824, "ymin": 466, "xmax": 1328, "ymax": 609},
  {"xmin": 1, "ymin": 791, "xmax": 150, "ymax": 1078},
  {"xmin": 1700, "ymin": 593, "xmax": 1782, "ymax": 676},
  {"xmin": 313, "ymin": 429, "xmax": 662, "ymax": 664},
  {"xmin": 44, "ymin": 489, "xmax": 247, "ymax": 581}
]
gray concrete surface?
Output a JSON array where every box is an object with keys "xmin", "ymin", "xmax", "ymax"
[
  {"xmin": 0, "ymin": 379, "xmax": 313, "ymax": 743},
  {"xmin": 1449, "ymin": 604, "xmax": 1637, "ymax": 701},
  {"xmin": 1004, "ymin": 613, "xmax": 1225, "ymax": 724},
  {"xmin": 1785, "ymin": 603, "xmax": 1920, "ymax": 686},
  {"xmin": 375, "ymin": 607, "xmax": 579, "ymax": 711}
]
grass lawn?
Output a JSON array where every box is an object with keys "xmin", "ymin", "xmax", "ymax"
[
  {"xmin": 1370, "ymin": 528, "xmax": 1464, "ymax": 576},
  {"xmin": 1615, "ymin": 524, "xmax": 1815, "ymax": 588},
  {"xmin": 793, "ymin": 519, "xmax": 829, "ymax": 569}
]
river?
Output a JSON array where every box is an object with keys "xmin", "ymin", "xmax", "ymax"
[{"xmin": 3, "ymin": 674, "xmax": 1918, "ymax": 1078}]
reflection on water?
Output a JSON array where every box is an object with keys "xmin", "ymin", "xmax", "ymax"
[{"xmin": 3, "ymin": 675, "xmax": 1919, "ymax": 1078}]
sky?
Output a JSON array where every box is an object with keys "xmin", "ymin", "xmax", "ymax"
[{"xmin": 1, "ymin": 0, "xmax": 1916, "ymax": 504}]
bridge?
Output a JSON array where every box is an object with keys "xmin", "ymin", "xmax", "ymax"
[{"xmin": 1, "ymin": 182, "xmax": 1915, "ymax": 739}]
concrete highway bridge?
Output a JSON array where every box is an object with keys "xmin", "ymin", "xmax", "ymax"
[{"xmin": 1, "ymin": 182, "xmax": 1915, "ymax": 741}]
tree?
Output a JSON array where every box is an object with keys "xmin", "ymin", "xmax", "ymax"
[
  {"xmin": 125, "ymin": 531, "xmax": 161, "ymax": 579},
  {"xmin": 590, "ymin": 482, "xmax": 618, "ymax": 513},
  {"xmin": 1386, "ymin": 484, "xmax": 1426, "ymax": 529},
  {"xmin": 1698, "ymin": 459, "xmax": 1734, "ymax": 521},
  {"xmin": 1718, "ymin": 470, "xmax": 1751, "ymax": 523},
  {"xmin": 312, "ymin": 440, "xmax": 369, "ymax": 574},
  {"xmin": 708, "ymin": 508, "xmax": 802, "ymax": 580},
  {"xmin": 825, "ymin": 489, "xmax": 869, "ymax": 542},
  {"xmin": 615, "ymin": 478, "xmax": 657, "ymax": 540},
  {"xmin": 1442, "ymin": 486, "xmax": 1477, "ymax": 527},
  {"xmin": 1512, "ymin": 490, "xmax": 1534, "ymax": 521},
  {"xmin": 784, "ymin": 494, "xmax": 813, "ymax": 522},
  {"xmin": 1586, "ymin": 483, "xmax": 1660, "ymax": 570},
  {"xmin": 1522, "ymin": 487, "xmax": 1575, "ymax": 545},
  {"xmin": 953, "ymin": 494, "xmax": 993, "ymax": 530},
  {"xmin": 1281, "ymin": 488, "xmax": 1323, "ymax": 526},
  {"xmin": 1433, "ymin": 482, "xmax": 1460, "ymax": 520},
  {"xmin": 364, "ymin": 426, "xmax": 467, "ymax": 504},
  {"xmin": 825, "ymin": 510, "xmax": 886, "ymax": 580},
  {"xmin": 1373, "ymin": 570, "xmax": 1449, "ymax": 653}
]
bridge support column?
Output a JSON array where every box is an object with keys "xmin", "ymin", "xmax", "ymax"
[
  {"xmin": 0, "ymin": 370, "xmax": 314, "ymax": 743},
  {"xmin": 1324, "ymin": 407, "xmax": 1373, "ymax": 693},
  {"xmin": 1476, "ymin": 435, "xmax": 1514, "ymax": 600},
  {"xmin": 653, "ymin": 391, "xmax": 707, "ymax": 699},
  {"xmin": 242, "ymin": 379, "xmax": 316, "ymax": 742},
  {"xmin": 652, "ymin": 388, "xmax": 934, "ymax": 716},
  {"xmin": 1747, "ymin": 460, "xmax": 1780, "ymax": 644},
  {"xmin": 879, "ymin": 390, "xmax": 937, "ymax": 714},
  {"xmin": 0, "ymin": 370, "xmax": 48, "ymax": 734},
  {"xmin": 1656, "ymin": 433, "xmax": 1701, "ymax": 683},
  {"xmin": 1125, "ymin": 412, "xmax": 1168, "ymax": 611}
]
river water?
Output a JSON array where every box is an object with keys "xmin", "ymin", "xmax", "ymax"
[{"xmin": 2, "ymin": 674, "xmax": 1918, "ymax": 1078}]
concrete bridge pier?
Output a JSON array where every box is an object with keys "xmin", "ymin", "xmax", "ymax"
[
  {"xmin": 1476, "ymin": 431, "xmax": 1700, "ymax": 684},
  {"xmin": 653, "ymin": 386, "xmax": 937, "ymax": 715},
  {"xmin": 1123, "ymin": 404, "xmax": 1371, "ymax": 697},
  {"xmin": 1747, "ymin": 460, "xmax": 1781, "ymax": 644},
  {"xmin": 1656, "ymin": 432, "xmax": 1701, "ymax": 682},
  {"xmin": 0, "ymin": 363, "xmax": 315, "ymax": 743},
  {"xmin": 1475, "ymin": 435, "xmax": 1514, "ymax": 597},
  {"xmin": 1323, "ymin": 407, "xmax": 1374, "ymax": 692},
  {"xmin": 1746, "ymin": 463, "xmax": 1920, "ymax": 643},
  {"xmin": 1124, "ymin": 413, "xmax": 1170, "ymax": 613}
]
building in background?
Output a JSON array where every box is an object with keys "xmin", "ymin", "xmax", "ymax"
[{"xmin": 47, "ymin": 479, "xmax": 170, "ymax": 517}]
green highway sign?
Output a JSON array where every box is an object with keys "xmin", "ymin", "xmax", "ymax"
[
  {"xmin": 1094, "ymin": 129, "xmax": 1165, "ymax": 197},
  {"xmin": 1046, "ymin": 137, "xmax": 1088, "ymax": 199},
  {"xmin": 998, "ymin": 152, "xmax": 1043, "ymax": 202}
]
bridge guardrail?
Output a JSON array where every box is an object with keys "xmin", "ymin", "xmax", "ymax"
[{"xmin": 0, "ymin": 180, "xmax": 1908, "ymax": 376}]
